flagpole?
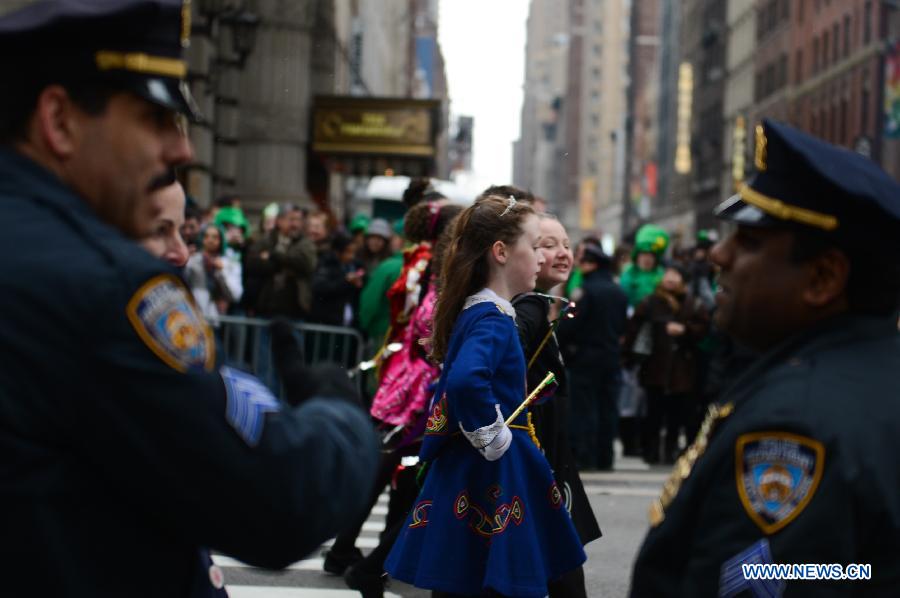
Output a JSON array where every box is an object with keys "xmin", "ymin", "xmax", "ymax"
[{"xmin": 505, "ymin": 372, "xmax": 556, "ymax": 426}]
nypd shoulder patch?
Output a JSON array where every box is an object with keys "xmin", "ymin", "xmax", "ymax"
[
  {"xmin": 126, "ymin": 274, "xmax": 215, "ymax": 372},
  {"xmin": 735, "ymin": 432, "xmax": 825, "ymax": 535},
  {"xmin": 221, "ymin": 366, "xmax": 281, "ymax": 447}
]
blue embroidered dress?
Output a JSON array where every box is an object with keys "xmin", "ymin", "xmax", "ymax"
[{"xmin": 385, "ymin": 293, "xmax": 586, "ymax": 597}]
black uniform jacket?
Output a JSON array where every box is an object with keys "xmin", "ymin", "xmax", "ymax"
[
  {"xmin": 0, "ymin": 148, "xmax": 379, "ymax": 597},
  {"xmin": 557, "ymin": 268, "xmax": 628, "ymax": 372},
  {"xmin": 513, "ymin": 293, "xmax": 601, "ymax": 546},
  {"xmin": 631, "ymin": 314, "xmax": 900, "ymax": 597}
]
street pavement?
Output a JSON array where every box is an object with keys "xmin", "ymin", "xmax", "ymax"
[{"xmin": 217, "ymin": 456, "xmax": 666, "ymax": 598}]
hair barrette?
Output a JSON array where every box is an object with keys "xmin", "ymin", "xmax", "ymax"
[{"xmin": 500, "ymin": 195, "xmax": 517, "ymax": 217}]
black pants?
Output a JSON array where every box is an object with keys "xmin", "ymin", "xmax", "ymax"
[
  {"xmin": 430, "ymin": 567, "xmax": 585, "ymax": 598},
  {"xmin": 330, "ymin": 449, "xmax": 403, "ymax": 555},
  {"xmin": 351, "ymin": 464, "xmax": 420, "ymax": 574},
  {"xmin": 432, "ymin": 591, "xmax": 506, "ymax": 598},
  {"xmin": 643, "ymin": 390, "xmax": 688, "ymax": 463},
  {"xmin": 568, "ymin": 367, "xmax": 622, "ymax": 469}
]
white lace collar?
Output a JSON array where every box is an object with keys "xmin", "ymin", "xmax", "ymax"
[{"xmin": 463, "ymin": 288, "xmax": 516, "ymax": 319}]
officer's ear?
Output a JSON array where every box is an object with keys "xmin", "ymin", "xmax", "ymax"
[
  {"xmin": 802, "ymin": 248, "xmax": 850, "ymax": 309},
  {"xmin": 33, "ymin": 85, "xmax": 80, "ymax": 159}
]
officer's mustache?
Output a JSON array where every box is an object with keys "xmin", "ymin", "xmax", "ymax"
[{"xmin": 148, "ymin": 169, "xmax": 177, "ymax": 192}]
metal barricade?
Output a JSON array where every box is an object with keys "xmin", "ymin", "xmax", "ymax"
[{"xmin": 215, "ymin": 315, "xmax": 365, "ymax": 393}]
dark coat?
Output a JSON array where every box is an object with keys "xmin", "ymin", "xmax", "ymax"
[
  {"xmin": 310, "ymin": 251, "xmax": 361, "ymax": 327},
  {"xmin": 557, "ymin": 268, "xmax": 628, "ymax": 372},
  {"xmin": 0, "ymin": 148, "xmax": 379, "ymax": 597},
  {"xmin": 244, "ymin": 230, "xmax": 317, "ymax": 318},
  {"xmin": 630, "ymin": 314, "xmax": 900, "ymax": 597},
  {"xmin": 513, "ymin": 293, "xmax": 602, "ymax": 546},
  {"xmin": 624, "ymin": 289, "xmax": 710, "ymax": 395}
]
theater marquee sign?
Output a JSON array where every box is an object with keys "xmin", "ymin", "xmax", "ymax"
[{"xmin": 312, "ymin": 96, "xmax": 440, "ymax": 158}]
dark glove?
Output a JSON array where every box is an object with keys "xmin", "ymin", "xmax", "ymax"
[{"xmin": 269, "ymin": 319, "xmax": 361, "ymax": 408}]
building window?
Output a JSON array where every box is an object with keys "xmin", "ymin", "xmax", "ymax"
[
  {"xmin": 833, "ymin": 23, "xmax": 840, "ymax": 63},
  {"xmin": 778, "ymin": 54, "xmax": 788, "ymax": 88},
  {"xmin": 831, "ymin": 104, "xmax": 839, "ymax": 143},
  {"xmin": 840, "ymin": 98, "xmax": 848, "ymax": 145},
  {"xmin": 798, "ymin": 0, "xmax": 804, "ymax": 23},
  {"xmin": 862, "ymin": 69, "xmax": 870, "ymax": 132},
  {"xmin": 782, "ymin": 0, "xmax": 790, "ymax": 20},
  {"xmin": 813, "ymin": 37, "xmax": 819, "ymax": 73},
  {"xmin": 811, "ymin": 112, "xmax": 817, "ymax": 135},
  {"xmin": 864, "ymin": 1, "xmax": 872, "ymax": 44},
  {"xmin": 843, "ymin": 15, "xmax": 851, "ymax": 57},
  {"xmin": 769, "ymin": 0, "xmax": 778, "ymax": 30},
  {"xmin": 822, "ymin": 30, "xmax": 829, "ymax": 68},
  {"xmin": 795, "ymin": 49, "xmax": 804, "ymax": 83}
]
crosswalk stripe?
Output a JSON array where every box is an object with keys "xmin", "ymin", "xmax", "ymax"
[
  {"xmin": 323, "ymin": 536, "xmax": 379, "ymax": 548},
  {"xmin": 213, "ymin": 555, "xmax": 325, "ymax": 571},
  {"xmin": 582, "ymin": 485, "xmax": 660, "ymax": 497},
  {"xmin": 227, "ymin": 587, "xmax": 402, "ymax": 597},
  {"xmin": 580, "ymin": 471, "xmax": 668, "ymax": 483},
  {"xmin": 362, "ymin": 521, "xmax": 385, "ymax": 533}
]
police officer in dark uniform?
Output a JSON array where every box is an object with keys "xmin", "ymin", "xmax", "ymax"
[
  {"xmin": 630, "ymin": 120, "xmax": 900, "ymax": 596},
  {"xmin": 557, "ymin": 242, "xmax": 629, "ymax": 471},
  {"xmin": 0, "ymin": 2, "xmax": 379, "ymax": 596}
]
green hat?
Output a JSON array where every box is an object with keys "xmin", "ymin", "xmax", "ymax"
[
  {"xmin": 349, "ymin": 213, "xmax": 371, "ymax": 233},
  {"xmin": 393, "ymin": 218, "xmax": 404, "ymax": 236},
  {"xmin": 696, "ymin": 228, "xmax": 719, "ymax": 248},
  {"xmin": 214, "ymin": 206, "xmax": 249, "ymax": 233},
  {"xmin": 634, "ymin": 224, "xmax": 669, "ymax": 255}
]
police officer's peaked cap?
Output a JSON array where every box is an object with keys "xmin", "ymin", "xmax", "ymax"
[
  {"xmin": 0, "ymin": 0, "xmax": 199, "ymax": 120},
  {"xmin": 716, "ymin": 119, "xmax": 900, "ymax": 237},
  {"xmin": 581, "ymin": 242, "xmax": 612, "ymax": 266}
]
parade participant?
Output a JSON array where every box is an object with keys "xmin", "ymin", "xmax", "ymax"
[
  {"xmin": 630, "ymin": 120, "xmax": 900, "ymax": 596},
  {"xmin": 324, "ymin": 202, "xmax": 462, "ymax": 595},
  {"xmin": 512, "ymin": 214, "xmax": 601, "ymax": 598},
  {"xmin": 0, "ymin": 2, "xmax": 379, "ymax": 596},
  {"xmin": 558, "ymin": 242, "xmax": 629, "ymax": 470},
  {"xmin": 141, "ymin": 180, "xmax": 190, "ymax": 267},
  {"xmin": 619, "ymin": 224, "xmax": 668, "ymax": 308},
  {"xmin": 384, "ymin": 197, "xmax": 449, "ymax": 342},
  {"xmin": 385, "ymin": 194, "xmax": 586, "ymax": 597}
]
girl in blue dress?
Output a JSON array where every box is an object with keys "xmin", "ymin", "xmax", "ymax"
[{"xmin": 385, "ymin": 194, "xmax": 586, "ymax": 597}]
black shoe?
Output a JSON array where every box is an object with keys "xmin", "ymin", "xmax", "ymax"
[
  {"xmin": 344, "ymin": 562, "xmax": 386, "ymax": 598},
  {"xmin": 323, "ymin": 547, "xmax": 364, "ymax": 576}
]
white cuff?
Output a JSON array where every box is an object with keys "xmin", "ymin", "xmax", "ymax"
[
  {"xmin": 459, "ymin": 404, "xmax": 505, "ymax": 449},
  {"xmin": 479, "ymin": 425, "xmax": 512, "ymax": 461}
]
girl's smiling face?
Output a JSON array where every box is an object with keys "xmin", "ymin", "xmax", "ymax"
[{"xmin": 536, "ymin": 218, "xmax": 572, "ymax": 289}]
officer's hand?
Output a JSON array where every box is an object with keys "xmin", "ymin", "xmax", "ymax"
[{"xmin": 270, "ymin": 319, "xmax": 361, "ymax": 408}]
